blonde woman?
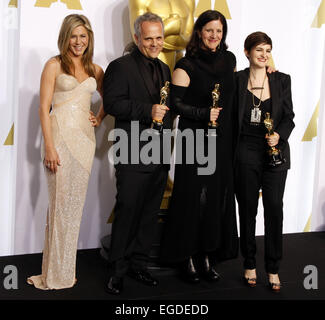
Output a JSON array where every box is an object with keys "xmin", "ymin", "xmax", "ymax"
[{"xmin": 27, "ymin": 14, "xmax": 106, "ymax": 290}]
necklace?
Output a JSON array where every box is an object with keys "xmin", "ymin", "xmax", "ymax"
[
  {"xmin": 249, "ymin": 72, "xmax": 267, "ymax": 107},
  {"xmin": 249, "ymin": 71, "xmax": 267, "ymax": 125}
]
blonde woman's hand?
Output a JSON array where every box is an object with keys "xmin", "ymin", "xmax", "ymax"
[
  {"xmin": 44, "ymin": 147, "xmax": 61, "ymax": 173},
  {"xmin": 266, "ymin": 66, "xmax": 277, "ymax": 73},
  {"xmin": 89, "ymin": 111, "xmax": 101, "ymax": 127}
]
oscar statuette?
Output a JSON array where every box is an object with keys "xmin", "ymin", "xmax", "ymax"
[
  {"xmin": 151, "ymin": 81, "xmax": 170, "ymax": 134},
  {"xmin": 264, "ymin": 112, "xmax": 286, "ymax": 167},
  {"xmin": 206, "ymin": 83, "xmax": 220, "ymax": 137}
]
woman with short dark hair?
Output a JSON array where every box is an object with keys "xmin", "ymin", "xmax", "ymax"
[{"xmin": 234, "ymin": 31, "xmax": 295, "ymax": 291}]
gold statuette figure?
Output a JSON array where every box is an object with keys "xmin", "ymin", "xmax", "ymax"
[
  {"xmin": 207, "ymin": 83, "xmax": 220, "ymax": 137},
  {"xmin": 264, "ymin": 112, "xmax": 286, "ymax": 167},
  {"xmin": 152, "ymin": 81, "xmax": 170, "ymax": 133},
  {"xmin": 160, "ymin": 80, "xmax": 170, "ymax": 105}
]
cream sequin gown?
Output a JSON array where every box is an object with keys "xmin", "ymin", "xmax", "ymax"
[{"xmin": 27, "ymin": 74, "xmax": 97, "ymax": 290}]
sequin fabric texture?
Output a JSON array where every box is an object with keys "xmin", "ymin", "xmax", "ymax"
[{"xmin": 27, "ymin": 74, "xmax": 97, "ymax": 290}]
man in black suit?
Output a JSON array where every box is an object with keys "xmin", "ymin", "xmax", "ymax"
[{"xmin": 103, "ymin": 12, "xmax": 171, "ymax": 295}]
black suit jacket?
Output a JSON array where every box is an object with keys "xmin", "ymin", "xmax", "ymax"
[
  {"xmin": 234, "ymin": 69, "xmax": 295, "ymax": 171},
  {"xmin": 103, "ymin": 48, "xmax": 172, "ymax": 172}
]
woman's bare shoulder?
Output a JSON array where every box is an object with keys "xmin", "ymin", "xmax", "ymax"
[{"xmin": 43, "ymin": 57, "xmax": 61, "ymax": 76}]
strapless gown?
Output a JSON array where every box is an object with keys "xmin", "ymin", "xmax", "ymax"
[{"xmin": 27, "ymin": 74, "xmax": 97, "ymax": 290}]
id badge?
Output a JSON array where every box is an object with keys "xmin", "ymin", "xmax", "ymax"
[{"xmin": 250, "ymin": 107, "xmax": 261, "ymax": 125}]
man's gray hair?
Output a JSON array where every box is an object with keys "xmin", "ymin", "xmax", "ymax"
[{"xmin": 134, "ymin": 12, "xmax": 164, "ymax": 38}]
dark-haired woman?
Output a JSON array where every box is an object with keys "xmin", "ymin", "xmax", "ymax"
[
  {"xmin": 27, "ymin": 14, "xmax": 106, "ymax": 290},
  {"xmin": 160, "ymin": 10, "xmax": 238, "ymax": 283},
  {"xmin": 234, "ymin": 32, "xmax": 294, "ymax": 291}
]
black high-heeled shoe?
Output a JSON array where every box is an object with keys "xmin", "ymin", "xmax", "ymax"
[
  {"xmin": 243, "ymin": 269, "xmax": 257, "ymax": 287},
  {"xmin": 180, "ymin": 257, "xmax": 200, "ymax": 284},
  {"xmin": 268, "ymin": 273, "xmax": 281, "ymax": 292},
  {"xmin": 202, "ymin": 255, "xmax": 220, "ymax": 282},
  {"xmin": 243, "ymin": 277, "xmax": 257, "ymax": 287}
]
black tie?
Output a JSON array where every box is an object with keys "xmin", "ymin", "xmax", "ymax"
[{"xmin": 149, "ymin": 60, "xmax": 160, "ymax": 91}]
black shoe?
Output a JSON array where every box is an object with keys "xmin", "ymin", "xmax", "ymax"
[
  {"xmin": 202, "ymin": 255, "xmax": 220, "ymax": 282},
  {"xmin": 105, "ymin": 276, "xmax": 123, "ymax": 295},
  {"xmin": 180, "ymin": 257, "xmax": 200, "ymax": 284},
  {"xmin": 268, "ymin": 273, "xmax": 281, "ymax": 292},
  {"xmin": 127, "ymin": 269, "xmax": 158, "ymax": 286},
  {"xmin": 203, "ymin": 267, "xmax": 221, "ymax": 282},
  {"xmin": 243, "ymin": 269, "xmax": 257, "ymax": 287}
]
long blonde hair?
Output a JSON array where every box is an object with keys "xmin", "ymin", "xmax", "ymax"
[{"xmin": 57, "ymin": 14, "xmax": 96, "ymax": 77}]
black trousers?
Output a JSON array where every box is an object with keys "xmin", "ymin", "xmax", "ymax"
[
  {"xmin": 108, "ymin": 166, "xmax": 168, "ymax": 277},
  {"xmin": 235, "ymin": 160, "xmax": 287, "ymax": 274}
]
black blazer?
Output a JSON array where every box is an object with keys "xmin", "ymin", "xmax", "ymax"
[
  {"xmin": 103, "ymin": 48, "xmax": 172, "ymax": 172},
  {"xmin": 234, "ymin": 68, "xmax": 295, "ymax": 171}
]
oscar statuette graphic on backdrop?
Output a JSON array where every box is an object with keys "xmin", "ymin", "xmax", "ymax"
[
  {"xmin": 8, "ymin": 0, "xmax": 17, "ymax": 7},
  {"xmin": 34, "ymin": 0, "xmax": 82, "ymax": 10},
  {"xmin": 195, "ymin": 0, "xmax": 231, "ymax": 18}
]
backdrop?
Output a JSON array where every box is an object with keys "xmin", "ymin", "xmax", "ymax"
[{"xmin": 1, "ymin": 0, "xmax": 325, "ymax": 256}]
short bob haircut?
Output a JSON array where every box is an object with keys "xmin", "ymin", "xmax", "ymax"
[
  {"xmin": 244, "ymin": 31, "xmax": 272, "ymax": 54},
  {"xmin": 186, "ymin": 10, "xmax": 228, "ymax": 58}
]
